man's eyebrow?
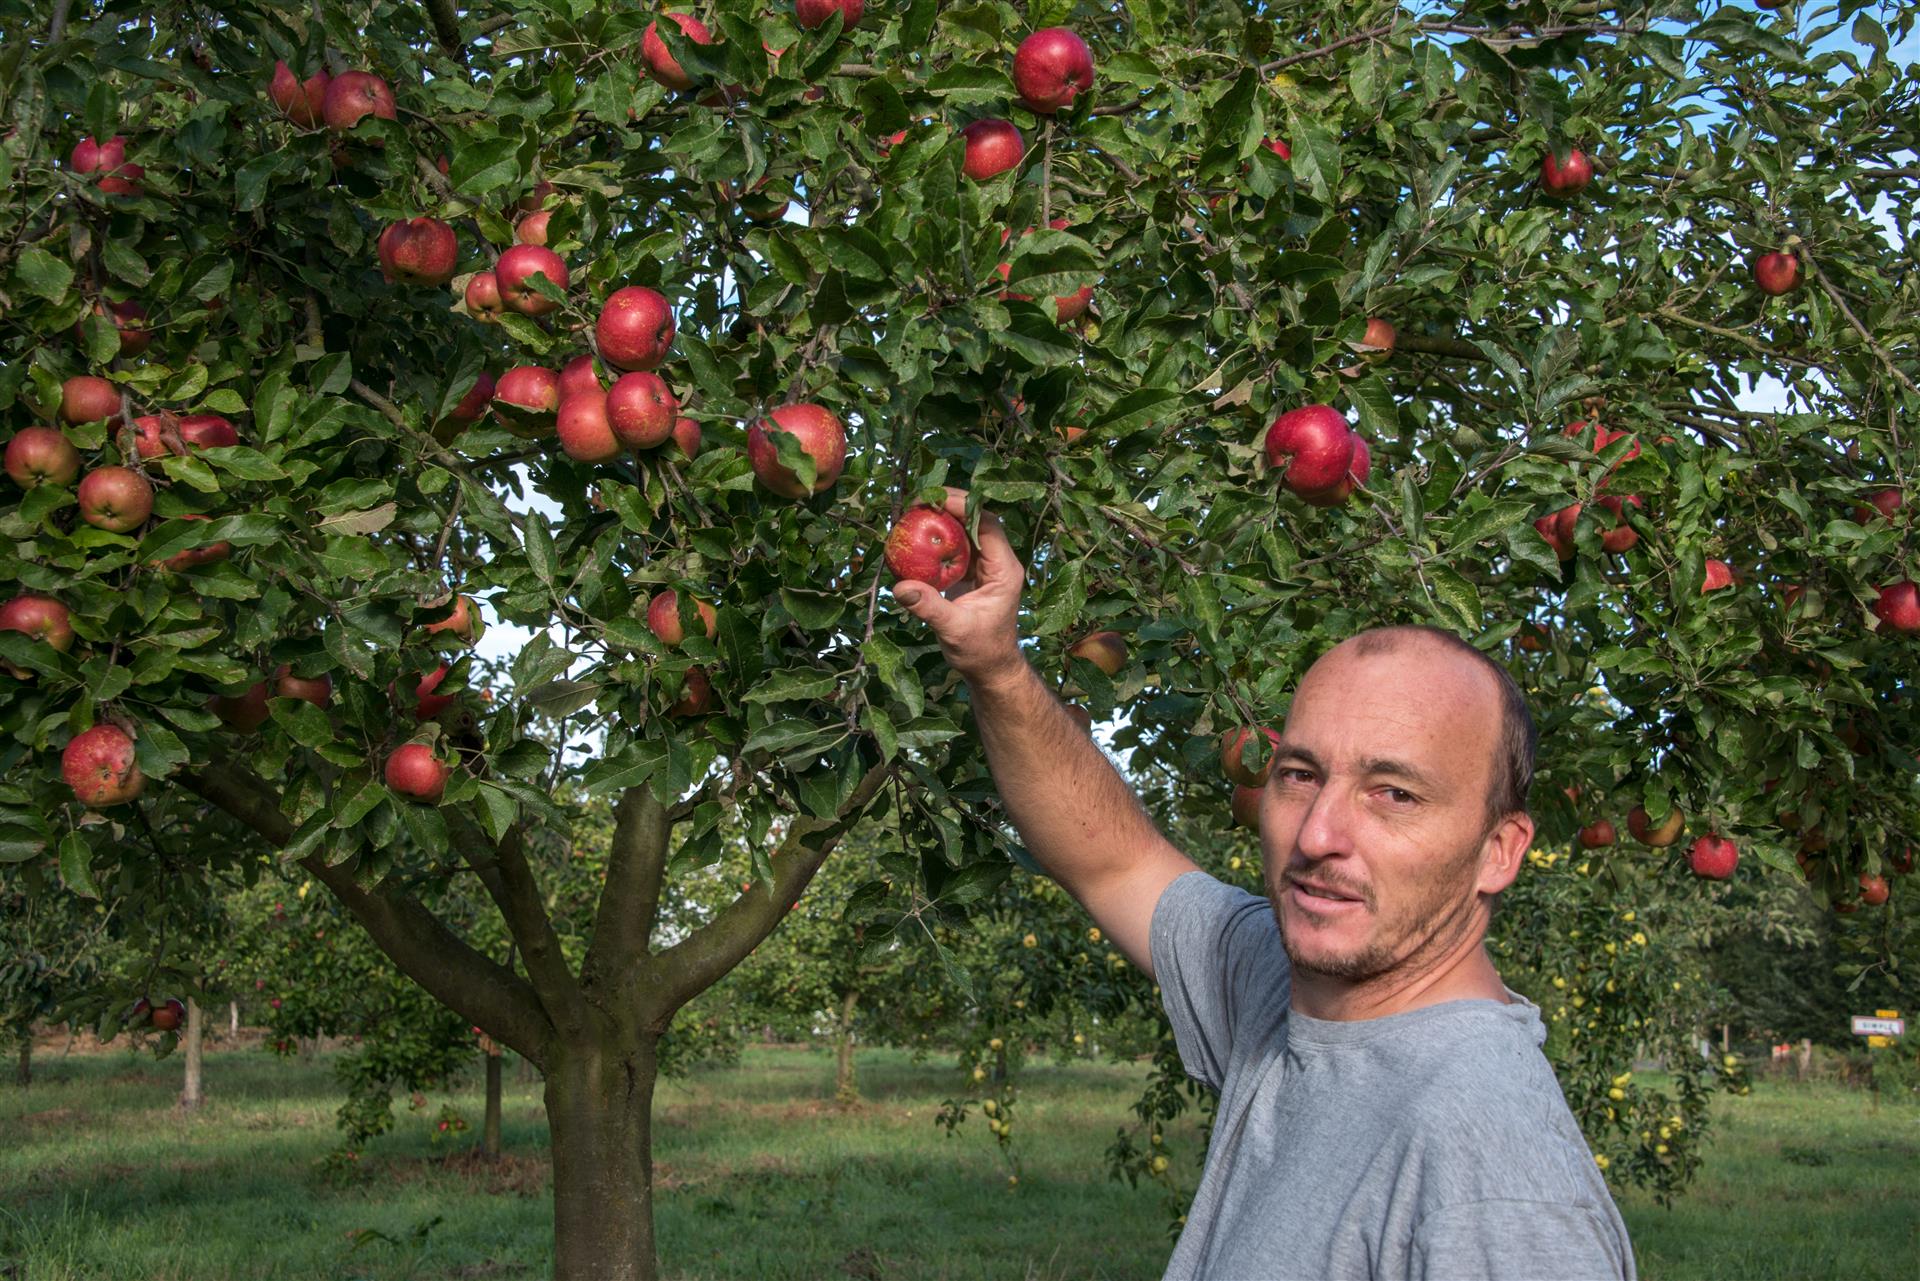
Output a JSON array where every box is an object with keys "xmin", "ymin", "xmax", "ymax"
[
  {"xmin": 1272, "ymin": 744, "xmax": 1322, "ymax": 772},
  {"xmin": 1357, "ymin": 756, "xmax": 1446, "ymax": 795}
]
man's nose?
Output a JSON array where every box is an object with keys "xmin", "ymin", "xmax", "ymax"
[{"xmin": 1293, "ymin": 784, "xmax": 1350, "ymax": 860}]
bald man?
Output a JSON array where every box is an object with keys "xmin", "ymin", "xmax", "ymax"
[{"xmin": 894, "ymin": 492, "xmax": 1636, "ymax": 1281}]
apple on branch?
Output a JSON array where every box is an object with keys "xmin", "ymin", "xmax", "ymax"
[
  {"xmin": 747, "ymin": 403, "xmax": 847, "ymax": 499},
  {"xmin": 495, "ymin": 366, "xmax": 561, "ymax": 436},
  {"xmin": 1872, "ymin": 580, "xmax": 1920, "ymax": 633},
  {"xmin": 1220, "ymin": 726, "xmax": 1281, "ymax": 788},
  {"xmin": 269, "ymin": 61, "xmax": 331, "ymax": 127},
  {"xmin": 1687, "ymin": 833, "xmax": 1738, "ymax": 880},
  {"xmin": 1539, "ymin": 146, "xmax": 1593, "ymax": 196},
  {"xmin": 62, "ymin": 724, "xmax": 145, "ymax": 807},
  {"xmin": 795, "ymin": 0, "xmax": 864, "ymax": 30},
  {"xmin": 423, "ymin": 595, "xmax": 483, "ymax": 645},
  {"xmin": 607, "ymin": 372, "xmax": 679, "ymax": 449},
  {"xmin": 495, "ymin": 245, "xmax": 569, "ymax": 316},
  {"xmin": 556, "ymin": 388, "xmax": 621, "ymax": 463},
  {"xmin": 960, "ymin": 119, "xmax": 1024, "ymax": 181},
  {"xmin": 642, "ymin": 13, "xmax": 714, "ymax": 93},
  {"xmin": 1013, "ymin": 28, "xmax": 1095, "ymax": 115},
  {"xmin": 1264, "ymin": 404, "xmax": 1369, "ymax": 505},
  {"xmin": 1231, "ymin": 784, "xmax": 1262, "ymax": 831},
  {"xmin": 1578, "ymin": 819, "xmax": 1616, "ymax": 848},
  {"xmin": 464, "ymin": 271, "xmax": 504, "ymax": 321},
  {"xmin": 0, "ymin": 594, "xmax": 74, "ymax": 678},
  {"xmin": 385, "ymin": 742, "xmax": 452, "ymax": 803},
  {"xmin": 60, "ymin": 375, "xmax": 121, "ymax": 426},
  {"xmin": 378, "ymin": 218, "xmax": 459, "ymax": 286},
  {"xmin": 1752, "ymin": 251, "xmax": 1802, "ymax": 297},
  {"xmin": 596, "ymin": 286, "xmax": 675, "ymax": 372},
  {"xmin": 6, "ymin": 427, "xmax": 83, "ymax": 489},
  {"xmin": 322, "ymin": 71, "xmax": 397, "ymax": 131},
  {"xmin": 274, "ymin": 664, "xmax": 332, "ymax": 708},
  {"xmin": 1627, "ymin": 805, "xmax": 1685, "ymax": 847},
  {"xmin": 1701, "ymin": 559, "xmax": 1734, "ymax": 593},
  {"xmin": 210, "ymin": 679, "xmax": 272, "ymax": 732},
  {"xmin": 1066, "ymin": 630, "xmax": 1127, "ymax": 676},
  {"xmin": 884, "ymin": 505, "xmax": 973, "ymax": 591},
  {"xmin": 646, "ymin": 590, "xmax": 719, "ymax": 647},
  {"xmin": 157, "ymin": 514, "xmax": 233, "ymax": 571},
  {"xmin": 77, "ymin": 467, "xmax": 154, "ymax": 533}
]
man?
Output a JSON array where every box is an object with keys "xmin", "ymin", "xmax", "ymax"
[{"xmin": 893, "ymin": 491, "xmax": 1636, "ymax": 1281}]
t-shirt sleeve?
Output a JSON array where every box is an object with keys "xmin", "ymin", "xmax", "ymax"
[
  {"xmin": 1148, "ymin": 870, "xmax": 1289, "ymax": 1090},
  {"xmin": 1411, "ymin": 1200, "xmax": 1634, "ymax": 1281}
]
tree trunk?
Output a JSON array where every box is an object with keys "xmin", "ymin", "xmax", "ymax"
[
  {"xmin": 1797, "ymin": 1037, "xmax": 1812, "ymax": 1080},
  {"xmin": 179, "ymin": 998, "xmax": 204, "ymax": 1111},
  {"xmin": 833, "ymin": 989, "xmax": 859, "ymax": 1105},
  {"xmin": 546, "ymin": 1037, "xmax": 659, "ymax": 1281},
  {"xmin": 15, "ymin": 1035, "xmax": 30, "ymax": 1088},
  {"xmin": 229, "ymin": 999, "xmax": 239, "ymax": 1038},
  {"xmin": 483, "ymin": 1050, "xmax": 503, "ymax": 1159}
]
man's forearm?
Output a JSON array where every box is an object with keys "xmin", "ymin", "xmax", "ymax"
[{"xmin": 967, "ymin": 658, "xmax": 1179, "ymax": 893}]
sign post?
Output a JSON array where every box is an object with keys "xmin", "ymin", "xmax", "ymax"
[{"xmin": 1852, "ymin": 1010, "xmax": 1904, "ymax": 1050}]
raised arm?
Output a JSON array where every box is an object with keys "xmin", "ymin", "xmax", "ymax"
[{"xmin": 892, "ymin": 490, "xmax": 1199, "ymax": 978}]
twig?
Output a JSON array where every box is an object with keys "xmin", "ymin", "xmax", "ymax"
[
  {"xmin": 48, "ymin": 0, "xmax": 69, "ymax": 42},
  {"xmin": 1260, "ymin": 23, "xmax": 1392, "ymax": 73},
  {"xmin": 1806, "ymin": 253, "xmax": 1920, "ymax": 402}
]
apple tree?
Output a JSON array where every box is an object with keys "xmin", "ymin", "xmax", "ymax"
[{"xmin": 3, "ymin": 1, "xmax": 1918, "ymax": 1276}]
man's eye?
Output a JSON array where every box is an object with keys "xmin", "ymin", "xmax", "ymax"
[
  {"xmin": 1384, "ymin": 788, "xmax": 1417, "ymax": 805},
  {"xmin": 1278, "ymin": 769, "xmax": 1315, "ymax": 785}
]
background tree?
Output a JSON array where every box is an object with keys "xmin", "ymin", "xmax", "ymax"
[{"xmin": 2, "ymin": 2, "xmax": 1917, "ymax": 1278}]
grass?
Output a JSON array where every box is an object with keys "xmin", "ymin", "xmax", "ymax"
[{"xmin": 0, "ymin": 1039, "xmax": 1914, "ymax": 1280}]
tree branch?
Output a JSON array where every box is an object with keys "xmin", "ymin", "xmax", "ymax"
[
  {"xmin": 181, "ymin": 766, "xmax": 554, "ymax": 1066},
  {"xmin": 637, "ymin": 763, "xmax": 893, "ymax": 1021},
  {"xmin": 422, "ymin": 0, "xmax": 466, "ymax": 63},
  {"xmin": 48, "ymin": 0, "xmax": 69, "ymax": 43},
  {"xmin": 1807, "ymin": 254, "xmax": 1920, "ymax": 400},
  {"xmin": 582, "ymin": 788, "xmax": 671, "ymax": 990},
  {"xmin": 1397, "ymin": 333, "xmax": 1489, "ymax": 361},
  {"xmin": 451, "ymin": 811, "xmax": 590, "ymax": 1036}
]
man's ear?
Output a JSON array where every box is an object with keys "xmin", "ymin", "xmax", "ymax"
[{"xmin": 1478, "ymin": 812, "xmax": 1534, "ymax": 896}]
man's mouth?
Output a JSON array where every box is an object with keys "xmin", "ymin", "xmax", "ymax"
[{"xmin": 1288, "ymin": 879, "xmax": 1364, "ymax": 909}]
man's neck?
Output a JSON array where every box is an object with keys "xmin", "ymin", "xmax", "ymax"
[{"xmin": 1290, "ymin": 941, "xmax": 1510, "ymax": 1022}]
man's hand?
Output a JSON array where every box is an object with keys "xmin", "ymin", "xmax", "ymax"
[{"xmin": 891, "ymin": 488, "xmax": 1026, "ymax": 690}]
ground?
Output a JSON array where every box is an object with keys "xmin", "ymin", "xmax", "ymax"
[{"xmin": 0, "ymin": 1038, "xmax": 1912, "ymax": 1279}]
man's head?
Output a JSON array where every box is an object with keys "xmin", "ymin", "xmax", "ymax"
[{"xmin": 1256, "ymin": 625, "xmax": 1536, "ymax": 985}]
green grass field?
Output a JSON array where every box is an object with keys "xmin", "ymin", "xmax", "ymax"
[{"xmin": 0, "ymin": 1039, "xmax": 1913, "ymax": 1280}]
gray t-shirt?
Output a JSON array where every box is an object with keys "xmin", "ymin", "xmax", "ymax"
[{"xmin": 1150, "ymin": 871, "xmax": 1636, "ymax": 1281}]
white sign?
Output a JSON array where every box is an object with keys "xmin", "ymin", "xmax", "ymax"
[{"xmin": 1851, "ymin": 1016, "xmax": 1905, "ymax": 1037}]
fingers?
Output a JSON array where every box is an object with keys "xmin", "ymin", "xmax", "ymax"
[
  {"xmin": 892, "ymin": 579, "xmax": 960, "ymax": 631},
  {"xmin": 936, "ymin": 486, "xmax": 1022, "ymax": 584}
]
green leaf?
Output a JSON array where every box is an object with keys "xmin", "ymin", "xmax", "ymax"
[
  {"xmin": 269, "ymin": 698, "xmax": 336, "ymax": 749},
  {"xmin": 14, "ymin": 248, "xmax": 73, "ymax": 302},
  {"xmin": 742, "ymin": 667, "xmax": 842, "ymax": 704},
  {"xmin": 58, "ymin": 832, "xmax": 100, "ymax": 899}
]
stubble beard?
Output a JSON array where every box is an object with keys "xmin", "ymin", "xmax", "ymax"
[{"xmin": 1266, "ymin": 832, "xmax": 1489, "ymax": 984}]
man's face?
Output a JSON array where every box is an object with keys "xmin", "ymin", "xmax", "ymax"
[{"xmin": 1258, "ymin": 636, "xmax": 1523, "ymax": 984}]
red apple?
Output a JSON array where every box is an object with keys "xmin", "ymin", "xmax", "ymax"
[
  {"xmin": 1303, "ymin": 434, "xmax": 1371, "ymax": 507},
  {"xmin": 1516, "ymin": 623, "xmax": 1549, "ymax": 652},
  {"xmin": 495, "ymin": 245, "xmax": 568, "ymax": 315},
  {"xmin": 1351, "ymin": 317, "xmax": 1396, "ymax": 363},
  {"xmin": 178, "ymin": 415, "xmax": 239, "ymax": 449},
  {"xmin": 596, "ymin": 286, "xmax": 675, "ymax": 371},
  {"xmin": 378, "ymin": 217, "xmax": 459, "ymax": 286},
  {"xmin": 1627, "ymin": 805, "xmax": 1685, "ymax": 847},
  {"xmin": 514, "ymin": 209, "xmax": 552, "ymax": 247},
  {"xmin": 556, "ymin": 388, "xmax": 621, "ymax": 463},
  {"xmin": 496, "ymin": 366, "xmax": 561, "ymax": 433},
  {"xmin": 445, "ymin": 371, "xmax": 496, "ymax": 426},
  {"xmin": 158, "ymin": 514, "xmax": 233, "ymax": 571},
  {"xmin": 1890, "ymin": 845, "xmax": 1914, "ymax": 875},
  {"xmin": 464, "ymin": 271, "xmax": 504, "ymax": 320},
  {"xmin": 668, "ymin": 665, "xmax": 715, "ymax": 717},
  {"xmin": 1539, "ymin": 147, "xmax": 1593, "ymax": 195},
  {"xmin": 1578, "ymin": 819, "xmax": 1616, "ymax": 848},
  {"xmin": 795, "ymin": 0, "xmax": 863, "ymax": 29},
  {"xmin": 558, "ymin": 355, "xmax": 604, "ymax": 402},
  {"xmin": 1752, "ymin": 251, "xmax": 1801, "ymax": 297},
  {"xmin": 1872, "ymin": 580, "xmax": 1920, "ymax": 633},
  {"xmin": 423, "ymin": 595, "xmax": 481, "ymax": 644},
  {"xmin": 607, "ymin": 372, "xmax": 678, "ymax": 449},
  {"xmin": 960, "ymin": 119, "xmax": 1024, "ymax": 180},
  {"xmin": 1853, "ymin": 489, "xmax": 1903, "ymax": 523},
  {"xmin": 149, "ymin": 997, "xmax": 187, "ymax": 1031},
  {"xmin": 0, "ymin": 594, "xmax": 74, "ymax": 676},
  {"xmin": 62, "ymin": 724, "xmax": 144, "ymax": 807},
  {"xmin": 60, "ymin": 376, "xmax": 120, "ymax": 426},
  {"xmin": 1013, "ymin": 27, "xmax": 1095, "ymax": 115},
  {"xmin": 1220, "ymin": 726, "xmax": 1281, "ymax": 788},
  {"xmin": 669, "ymin": 417, "xmax": 702, "ymax": 460},
  {"xmin": 1231, "ymin": 783, "xmax": 1262, "ymax": 830},
  {"xmin": 385, "ymin": 743, "xmax": 451, "ymax": 802},
  {"xmin": 77, "ymin": 467, "xmax": 153, "ymax": 533},
  {"xmin": 70, "ymin": 135, "xmax": 144, "ymax": 196},
  {"xmin": 1702, "ymin": 559, "xmax": 1734, "ymax": 593},
  {"xmin": 642, "ymin": 13, "xmax": 714, "ymax": 92},
  {"xmin": 322, "ymin": 71, "xmax": 397, "ymax": 131},
  {"xmin": 274, "ymin": 664, "xmax": 332, "ymax": 708},
  {"xmin": 1688, "ymin": 832, "xmax": 1739, "ymax": 880},
  {"xmin": 403, "ymin": 664, "xmax": 457, "ymax": 720},
  {"xmin": 1264, "ymin": 404, "xmax": 1356, "ymax": 498},
  {"xmin": 1859, "ymin": 874, "xmax": 1890, "ymax": 907},
  {"xmin": 1595, "ymin": 493, "xmax": 1643, "ymax": 553},
  {"xmin": 1066, "ymin": 630, "xmax": 1127, "ymax": 676},
  {"xmin": 210, "ymin": 679, "xmax": 272, "ymax": 732},
  {"xmin": 1262, "ymin": 137, "xmax": 1292, "ymax": 161},
  {"xmin": 884, "ymin": 505, "xmax": 972, "ymax": 590},
  {"xmin": 78, "ymin": 299, "xmax": 151, "ymax": 357},
  {"xmin": 647, "ymin": 590, "xmax": 719, "ymax": 647},
  {"xmin": 747, "ymin": 403, "xmax": 847, "ymax": 499},
  {"xmin": 517, "ymin": 180, "xmax": 556, "ymax": 213},
  {"xmin": 269, "ymin": 61, "xmax": 331, "ymax": 127},
  {"xmin": 6, "ymin": 427, "xmax": 82, "ymax": 488},
  {"xmin": 1534, "ymin": 503, "xmax": 1581, "ymax": 561}
]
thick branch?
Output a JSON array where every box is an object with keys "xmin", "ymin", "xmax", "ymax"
[
  {"xmin": 183, "ymin": 767, "xmax": 553, "ymax": 1065},
  {"xmin": 582, "ymin": 788, "xmax": 671, "ymax": 990},
  {"xmin": 639, "ymin": 763, "xmax": 893, "ymax": 1020},
  {"xmin": 49, "ymin": 0, "xmax": 69, "ymax": 42},
  {"xmin": 422, "ymin": 0, "xmax": 465, "ymax": 62},
  {"xmin": 452, "ymin": 812, "xmax": 590, "ymax": 1036},
  {"xmin": 1398, "ymin": 333, "xmax": 1490, "ymax": 361}
]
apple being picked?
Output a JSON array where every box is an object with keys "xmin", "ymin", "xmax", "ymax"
[
  {"xmin": 960, "ymin": 119, "xmax": 1024, "ymax": 180},
  {"xmin": 1752, "ymin": 251, "xmax": 1801, "ymax": 296},
  {"xmin": 1539, "ymin": 146, "xmax": 1593, "ymax": 195},
  {"xmin": 1012, "ymin": 27, "xmax": 1095, "ymax": 115},
  {"xmin": 385, "ymin": 743, "xmax": 452, "ymax": 803},
  {"xmin": 646, "ymin": 590, "xmax": 718, "ymax": 647},
  {"xmin": 378, "ymin": 217, "xmax": 459, "ymax": 286},
  {"xmin": 77, "ymin": 467, "xmax": 154, "ymax": 533},
  {"xmin": 322, "ymin": 71, "xmax": 397, "ymax": 131},
  {"xmin": 495, "ymin": 245, "xmax": 569, "ymax": 316},
  {"xmin": 596, "ymin": 286, "xmax": 675, "ymax": 371},
  {"xmin": 884, "ymin": 505, "xmax": 973, "ymax": 591},
  {"xmin": 747, "ymin": 403, "xmax": 847, "ymax": 499},
  {"xmin": 62, "ymin": 724, "xmax": 145, "ymax": 807},
  {"xmin": 1688, "ymin": 832, "xmax": 1739, "ymax": 880},
  {"xmin": 6, "ymin": 427, "xmax": 83, "ymax": 489}
]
